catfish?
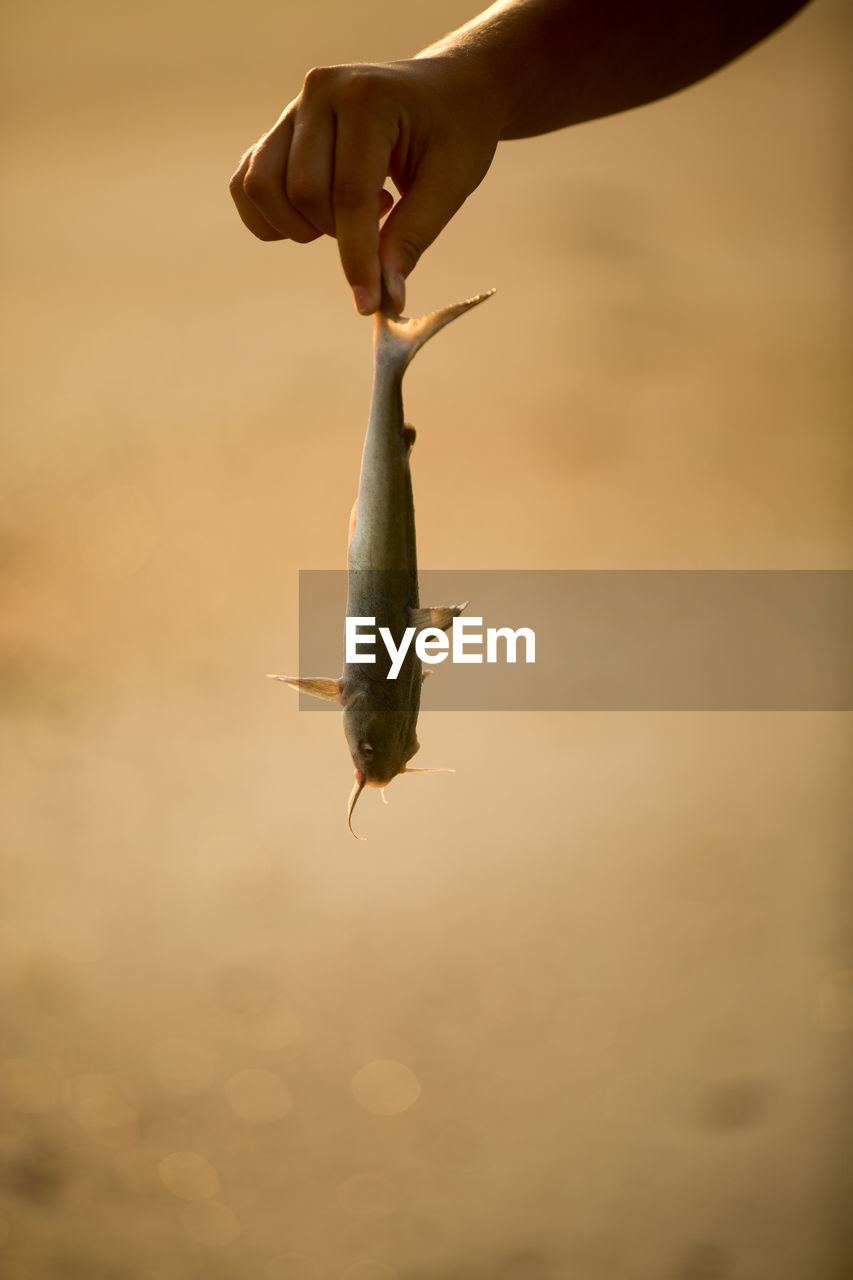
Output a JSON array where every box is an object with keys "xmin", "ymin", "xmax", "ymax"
[{"xmin": 270, "ymin": 287, "xmax": 493, "ymax": 837}]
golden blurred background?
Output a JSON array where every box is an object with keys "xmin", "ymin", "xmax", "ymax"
[{"xmin": 1, "ymin": 2, "xmax": 851, "ymax": 1277}]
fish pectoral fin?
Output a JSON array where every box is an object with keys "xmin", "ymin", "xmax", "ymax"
[
  {"xmin": 402, "ymin": 766, "xmax": 456, "ymax": 775},
  {"xmin": 267, "ymin": 675, "xmax": 343, "ymax": 703},
  {"xmin": 406, "ymin": 602, "xmax": 468, "ymax": 633}
]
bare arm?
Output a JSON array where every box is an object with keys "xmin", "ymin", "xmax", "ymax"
[
  {"xmin": 419, "ymin": 0, "xmax": 810, "ymax": 136},
  {"xmin": 230, "ymin": 0, "xmax": 810, "ymax": 314}
]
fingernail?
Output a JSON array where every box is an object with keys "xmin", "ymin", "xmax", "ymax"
[
  {"xmin": 389, "ymin": 272, "xmax": 406, "ymax": 314},
  {"xmin": 353, "ymin": 286, "xmax": 374, "ymax": 316}
]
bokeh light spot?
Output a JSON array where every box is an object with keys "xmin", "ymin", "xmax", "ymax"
[
  {"xmin": 224, "ymin": 1068, "xmax": 292, "ymax": 1123},
  {"xmin": 180, "ymin": 1199, "xmax": 241, "ymax": 1247},
  {"xmin": 77, "ymin": 1093, "xmax": 136, "ymax": 1129},
  {"xmin": 61, "ymin": 1073, "xmax": 136, "ymax": 1138},
  {"xmin": 349, "ymin": 1060, "xmax": 421, "ymax": 1116},
  {"xmin": 157, "ymin": 1151, "xmax": 219, "ymax": 1201}
]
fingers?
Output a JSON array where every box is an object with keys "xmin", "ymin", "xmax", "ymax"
[
  {"xmin": 287, "ymin": 87, "xmax": 395, "ymax": 313},
  {"xmin": 378, "ymin": 155, "xmax": 477, "ymax": 315},
  {"xmin": 229, "ymin": 151, "xmax": 283, "ymax": 241},
  {"xmin": 332, "ymin": 105, "xmax": 399, "ymax": 314},
  {"xmin": 229, "ymin": 70, "xmax": 397, "ymax": 313},
  {"xmin": 286, "ymin": 98, "xmax": 337, "ymax": 237},
  {"xmin": 230, "ymin": 111, "xmax": 322, "ymax": 244}
]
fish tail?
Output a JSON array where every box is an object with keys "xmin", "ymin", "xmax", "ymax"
[{"xmin": 374, "ymin": 286, "xmax": 495, "ymax": 372}]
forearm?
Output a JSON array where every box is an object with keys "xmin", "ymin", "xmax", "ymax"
[{"xmin": 417, "ymin": 0, "xmax": 811, "ymax": 139}]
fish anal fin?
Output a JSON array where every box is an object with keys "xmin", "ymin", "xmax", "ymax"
[
  {"xmin": 406, "ymin": 602, "xmax": 468, "ymax": 633},
  {"xmin": 267, "ymin": 675, "xmax": 342, "ymax": 703}
]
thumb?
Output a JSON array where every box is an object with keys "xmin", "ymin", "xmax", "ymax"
[{"xmin": 378, "ymin": 157, "xmax": 473, "ymax": 312}]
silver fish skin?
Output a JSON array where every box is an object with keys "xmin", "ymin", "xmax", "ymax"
[{"xmin": 270, "ymin": 287, "xmax": 494, "ymax": 837}]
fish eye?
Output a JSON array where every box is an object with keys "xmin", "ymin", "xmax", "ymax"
[{"xmin": 360, "ymin": 742, "xmax": 374, "ymax": 757}]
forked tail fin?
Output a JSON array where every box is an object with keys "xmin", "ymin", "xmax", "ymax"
[{"xmin": 375, "ymin": 286, "xmax": 495, "ymax": 373}]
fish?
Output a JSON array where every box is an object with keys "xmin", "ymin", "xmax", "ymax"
[{"xmin": 268, "ymin": 286, "xmax": 494, "ymax": 838}]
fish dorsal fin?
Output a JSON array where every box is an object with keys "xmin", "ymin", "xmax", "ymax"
[
  {"xmin": 375, "ymin": 287, "xmax": 494, "ymax": 373},
  {"xmin": 267, "ymin": 675, "xmax": 342, "ymax": 703},
  {"xmin": 407, "ymin": 602, "xmax": 468, "ymax": 633}
]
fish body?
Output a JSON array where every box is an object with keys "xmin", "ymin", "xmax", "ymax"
[{"xmin": 270, "ymin": 287, "xmax": 493, "ymax": 835}]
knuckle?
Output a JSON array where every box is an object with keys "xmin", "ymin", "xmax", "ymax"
[
  {"xmin": 340, "ymin": 68, "xmax": 380, "ymax": 105},
  {"xmin": 305, "ymin": 63, "xmax": 386, "ymax": 109},
  {"xmin": 287, "ymin": 174, "xmax": 320, "ymax": 212},
  {"xmin": 243, "ymin": 170, "xmax": 270, "ymax": 204},
  {"xmin": 229, "ymin": 155, "xmax": 253, "ymax": 199},
  {"xmin": 302, "ymin": 64, "xmax": 337, "ymax": 96},
  {"xmin": 339, "ymin": 243, "xmax": 370, "ymax": 276},
  {"xmin": 388, "ymin": 230, "xmax": 426, "ymax": 270}
]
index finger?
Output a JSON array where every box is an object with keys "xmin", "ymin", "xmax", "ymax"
[{"xmin": 332, "ymin": 109, "xmax": 398, "ymax": 314}]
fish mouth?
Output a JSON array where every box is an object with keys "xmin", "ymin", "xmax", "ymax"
[{"xmin": 355, "ymin": 762, "xmax": 395, "ymax": 789}]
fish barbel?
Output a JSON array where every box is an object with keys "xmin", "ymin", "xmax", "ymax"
[{"xmin": 269, "ymin": 286, "xmax": 494, "ymax": 837}]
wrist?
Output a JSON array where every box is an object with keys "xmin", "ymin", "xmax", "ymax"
[
  {"xmin": 412, "ymin": 48, "xmax": 514, "ymax": 141},
  {"xmin": 413, "ymin": 1, "xmax": 580, "ymax": 140}
]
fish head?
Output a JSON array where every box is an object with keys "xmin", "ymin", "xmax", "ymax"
[
  {"xmin": 342, "ymin": 700, "xmax": 419, "ymax": 838},
  {"xmin": 344, "ymin": 715, "xmax": 415, "ymax": 790}
]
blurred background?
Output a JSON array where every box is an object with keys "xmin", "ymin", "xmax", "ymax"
[{"xmin": 1, "ymin": 2, "xmax": 851, "ymax": 1277}]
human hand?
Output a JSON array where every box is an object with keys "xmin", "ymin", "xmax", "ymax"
[{"xmin": 229, "ymin": 57, "xmax": 503, "ymax": 315}]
